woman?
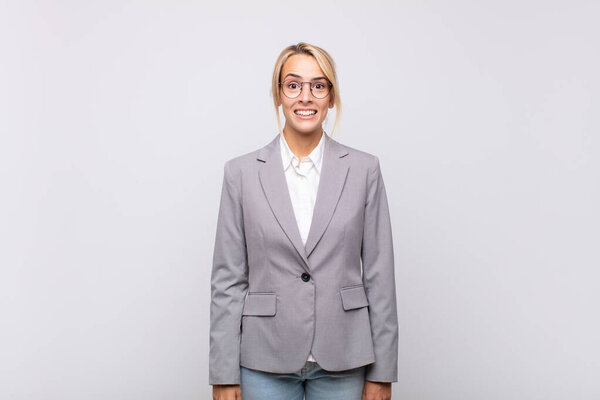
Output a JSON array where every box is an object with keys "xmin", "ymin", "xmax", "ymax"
[{"xmin": 209, "ymin": 42, "xmax": 398, "ymax": 400}]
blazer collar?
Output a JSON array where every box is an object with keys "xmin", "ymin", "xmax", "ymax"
[{"xmin": 257, "ymin": 132, "xmax": 350, "ymax": 272}]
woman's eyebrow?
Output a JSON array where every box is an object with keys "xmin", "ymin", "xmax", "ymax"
[{"xmin": 283, "ymin": 73, "xmax": 327, "ymax": 81}]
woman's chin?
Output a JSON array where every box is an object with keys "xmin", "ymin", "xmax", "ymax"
[{"xmin": 285, "ymin": 123, "xmax": 323, "ymax": 136}]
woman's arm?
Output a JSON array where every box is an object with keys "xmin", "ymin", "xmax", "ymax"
[
  {"xmin": 209, "ymin": 160, "xmax": 249, "ymax": 385},
  {"xmin": 361, "ymin": 157, "xmax": 399, "ymax": 383}
]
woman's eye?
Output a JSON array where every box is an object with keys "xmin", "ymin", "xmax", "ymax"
[
  {"xmin": 288, "ymin": 82, "xmax": 299, "ymax": 89},
  {"xmin": 314, "ymin": 83, "xmax": 324, "ymax": 89}
]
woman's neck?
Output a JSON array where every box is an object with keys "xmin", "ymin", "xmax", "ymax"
[{"xmin": 282, "ymin": 128, "xmax": 323, "ymax": 158}]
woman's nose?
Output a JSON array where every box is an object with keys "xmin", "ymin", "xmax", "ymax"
[{"xmin": 299, "ymin": 83, "xmax": 313, "ymax": 102}]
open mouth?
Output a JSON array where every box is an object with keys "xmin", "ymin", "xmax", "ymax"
[{"xmin": 294, "ymin": 109, "xmax": 317, "ymax": 117}]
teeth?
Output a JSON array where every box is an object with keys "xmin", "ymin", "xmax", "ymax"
[{"xmin": 295, "ymin": 110, "xmax": 316, "ymax": 116}]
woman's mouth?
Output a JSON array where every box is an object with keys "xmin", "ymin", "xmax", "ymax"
[{"xmin": 294, "ymin": 109, "xmax": 317, "ymax": 119}]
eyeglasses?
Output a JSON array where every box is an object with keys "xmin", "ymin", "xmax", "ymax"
[{"xmin": 278, "ymin": 78, "xmax": 332, "ymax": 99}]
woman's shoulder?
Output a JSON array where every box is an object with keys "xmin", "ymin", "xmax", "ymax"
[
  {"xmin": 223, "ymin": 149, "xmax": 260, "ymax": 171},
  {"xmin": 332, "ymin": 138, "xmax": 381, "ymax": 173},
  {"xmin": 222, "ymin": 134, "xmax": 278, "ymax": 173}
]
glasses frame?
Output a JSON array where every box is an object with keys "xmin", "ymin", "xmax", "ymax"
[{"xmin": 278, "ymin": 79, "xmax": 333, "ymax": 99}]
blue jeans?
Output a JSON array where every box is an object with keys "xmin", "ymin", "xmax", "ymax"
[{"xmin": 240, "ymin": 361, "xmax": 366, "ymax": 400}]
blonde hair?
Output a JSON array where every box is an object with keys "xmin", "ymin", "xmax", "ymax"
[{"xmin": 271, "ymin": 42, "xmax": 342, "ymax": 138}]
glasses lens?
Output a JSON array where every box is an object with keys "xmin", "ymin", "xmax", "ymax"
[
  {"xmin": 311, "ymin": 79, "xmax": 330, "ymax": 99},
  {"xmin": 282, "ymin": 79, "xmax": 301, "ymax": 98}
]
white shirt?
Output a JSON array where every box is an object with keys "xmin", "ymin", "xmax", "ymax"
[{"xmin": 279, "ymin": 131, "xmax": 326, "ymax": 363}]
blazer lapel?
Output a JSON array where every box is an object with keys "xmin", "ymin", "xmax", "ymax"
[
  {"xmin": 258, "ymin": 134, "xmax": 311, "ymax": 271},
  {"xmin": 257, "ymin": 132, "xmax": 350, "ymax": 271},
  {"xmin": 304, "ymin": 134, "xmax": 349, "ymax": 258}
]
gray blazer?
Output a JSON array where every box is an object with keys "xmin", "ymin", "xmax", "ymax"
[{"xmin": 209, "ymin": 132, "xmax": 398, "ymax": 385}]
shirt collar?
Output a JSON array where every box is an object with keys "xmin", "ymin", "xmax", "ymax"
[{"xmin": 279, "ymin": 131, "xmax": 326, "ymax": 174}]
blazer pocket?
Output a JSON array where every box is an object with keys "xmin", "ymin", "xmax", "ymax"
[
  {"xmin": 242, "ymin": 292, "xmax": 277, "ymax": 316},
  {"xmin": 340, "ymin": 285, "xmax": 369, "ymax": 311}
]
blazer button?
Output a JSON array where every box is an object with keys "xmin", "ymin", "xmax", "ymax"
[{"xmin": 301, "ymin": 273, "xmax": 311, "ymax": 282}]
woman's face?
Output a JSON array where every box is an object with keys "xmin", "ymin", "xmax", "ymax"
[{"xmin": 279, "ymin": 54, "xmax": 334, "ymax": 138}]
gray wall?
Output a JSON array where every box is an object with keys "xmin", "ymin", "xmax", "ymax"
[{"xmin": 1, "ymin": 1, "xmax": 599, "ymax": 399}]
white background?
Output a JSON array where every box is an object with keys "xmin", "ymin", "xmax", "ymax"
[{"xmin": 1, "ymin": 1, "xmax": 599, "ymax": 399}]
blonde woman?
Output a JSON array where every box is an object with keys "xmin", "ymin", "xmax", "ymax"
[{"xmin": 210, "ymin": 42, "xmax": 398, "ymax": 400}]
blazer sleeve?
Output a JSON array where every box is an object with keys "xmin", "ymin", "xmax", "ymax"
[
  {"xmin": 209, "ymin": 160, "xmax": 249, "ymax": 385},
  {"xmin": 361, "ymin": 156, "xmax": 399, "ymax": 382}
]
